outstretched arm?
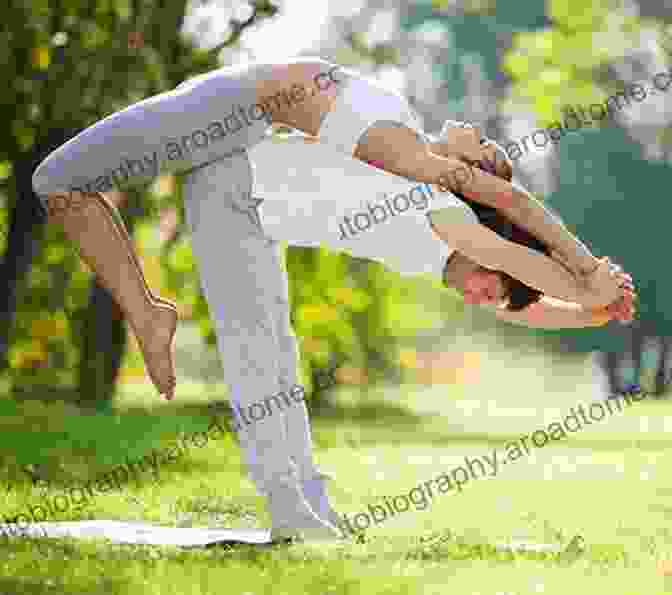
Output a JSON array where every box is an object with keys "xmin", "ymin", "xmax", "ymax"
[
  {"xmin": 353, "ymin": 123, "xmax": 601, "ymax": 277},
  {"xmin": 435, "ymin": 220, "xmax": 626, "ymax": 308},
  {"xmin": 492, "ymin": 297, "xmax": 628, "ymax": 329}
]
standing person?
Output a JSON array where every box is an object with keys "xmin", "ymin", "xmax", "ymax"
[{"xmin": 31, "ymin": 58, "xmax": 633, "ymax": 541}]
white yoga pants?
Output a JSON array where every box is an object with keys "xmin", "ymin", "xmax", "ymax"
[
  {"xmin": 31, "ymin": 62, "xmax": 273, "ymax": 207},
  {"xmin": 183, "ymin": 153, "xmax": 320, "ymax": 494}
]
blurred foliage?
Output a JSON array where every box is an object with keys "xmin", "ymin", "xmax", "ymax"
[
  {"xmin": 501, "ymin": 0, "xmax": 642, "ymax": 122},
  {"xmin": 1, "ymin": 0, "xmax": 452, "ymax": 403},
  {"xmin": 162, "ymin": 209, "xmax": 449, "ymax": 394},
  {"xmin": 433, "ymin": 0, "xmax": 497, "ymax": 16},
  {"xmin": 0, "ymin": 0, "xmax": 268, "ymax": 394},
  {"xmin": 500, "ymin": 0, "xmax": 672, "ymax": 154},
  {"xmin": 501, "ymin": 0, "xmax": 672, "ymax": 366}
]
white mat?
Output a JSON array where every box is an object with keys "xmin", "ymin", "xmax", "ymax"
[{"xmin": 0, "ymin": 520, "xmax": 272, "ymax": 546}]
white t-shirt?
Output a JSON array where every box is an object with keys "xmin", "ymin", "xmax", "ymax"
[{"xmin": 248, "ymin": 133, "xmax": 479, "ymax": 278}]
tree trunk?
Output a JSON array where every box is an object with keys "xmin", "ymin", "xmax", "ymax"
[
  {"xmin": 602, "ymin": 350, "xmax": 621, "ymax": 395},
  {"xmin": 631, "ymin": 325, "xmax": 645, "ymax": 389},
  {"xmin": 77, "ymin": 281, "xmax": 128, "ymax": 409},
  {"xmin": 0, "ymin": 129, "xmax": 75, "ymax": 370},
  {"xmin": 654, "ymin": 337, "xmax": 671, "ymax": 397}
]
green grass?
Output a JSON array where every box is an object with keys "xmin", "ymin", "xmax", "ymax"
[{"xmin": 1, "ymin": 342, "xmax": 672, "ymax": 594}]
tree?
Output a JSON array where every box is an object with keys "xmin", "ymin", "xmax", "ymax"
[{"xmin": 0, "ymin": 0, "xmax": 277, "ymax": 405}]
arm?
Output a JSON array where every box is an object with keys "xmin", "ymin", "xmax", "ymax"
[
  {"xmin": 353, "ymin": 123, "xmax": 601, "ymax": 277},
  {"xmin": 437, "ymin": 220, "xmax": 621, "ymax": 308},
  {"xmin": 493, "ymin": 289, "xmax": 636, "ymax": 328},
  {"xmin": 491, "ymin": 297, "xmax": 611, "ymax": 329}
]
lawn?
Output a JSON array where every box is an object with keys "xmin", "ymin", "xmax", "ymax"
[{"xmin": 1, "ymin": 334, "xmax": 671, "ymax": 595}]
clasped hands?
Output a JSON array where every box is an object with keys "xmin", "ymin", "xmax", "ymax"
[{"xmin": 578, "ymin": 257, "xmax": 637, "ymax": 325}]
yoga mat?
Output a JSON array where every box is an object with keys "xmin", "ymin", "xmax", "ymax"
[{"xmin": 0, "ymin": 520, "xmax": 273, "ymax": 547}]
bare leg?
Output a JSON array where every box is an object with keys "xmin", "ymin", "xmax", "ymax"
[
  {"xmin": 47, "ymin": 191, "xmax": 177, "ymax": 398},
  {"xmin": 99, "ymin": 191, "xmax": 177, "ymax": 313}
]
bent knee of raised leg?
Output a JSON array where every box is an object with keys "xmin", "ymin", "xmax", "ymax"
[
  {"xmin": 41, "ymin": 190, "xmax": 92, "ymax": 219},
  {"xmin": 32, "ymin": 157, "xmax": 63, "ymax": 196},
  {"xmin": 32, "ymin": 148, "xmax": 89, "ymax": 200}
]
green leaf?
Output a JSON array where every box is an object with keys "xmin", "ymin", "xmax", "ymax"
[
  {"xmin": 0, "ymin": 161, "xmax": 12, "ymax": 181},
  {"xmin": 114, "ymin": 0, "xmax": 132, "ymax": 21}
]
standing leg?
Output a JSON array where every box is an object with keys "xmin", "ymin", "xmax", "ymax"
[
  {"xmin": 265, "ymin": 240, "xmax": 344, "ymax": 528},
  {"xmin": 182, "ymin": 156, "xmax": 340, "ymax": 541}
]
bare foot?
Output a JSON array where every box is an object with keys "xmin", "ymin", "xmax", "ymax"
[{"xmin": 135, "ymin": 304, "xmax": 178, "ymax": 399}]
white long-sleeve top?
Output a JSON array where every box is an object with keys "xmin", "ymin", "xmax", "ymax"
[{"xmin": 249, "ymin": 132, "xmax": 479, "ymax": 278}]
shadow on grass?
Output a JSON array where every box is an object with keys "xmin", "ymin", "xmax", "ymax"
[
  {"xmin": 0, "ymin": 397, "xmax": 245, "ymax": 499},
  {"xmin": 4, "ymin": 384, "xmax": 671, "ymax": 501},
  {"xmin": 0, "ymin": 394, "xmax": 425, "ymax": 509}
]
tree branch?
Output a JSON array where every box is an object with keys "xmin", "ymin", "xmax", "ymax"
[{"xmin": 207, "ymin": 0, "xmax": 279, "ymax": 56}]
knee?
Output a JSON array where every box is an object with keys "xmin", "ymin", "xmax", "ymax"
[
  {"xmin": 31, "ymin": 156, "xmax": 63, "ymax": 198},
  {"xmin": 31, "ymin": 162, "xmax": 50, "ymax": 197},
  {"xmin": 32, "ymin": 169, "xmax": 77, "ymax": 208},
  {"xmin": 42, "ymin": 190, "xmax": 89, "ymax": 219}
]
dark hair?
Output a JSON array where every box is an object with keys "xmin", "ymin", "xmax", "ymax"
[{"xmin": 457, "ymin": 194, "xmax": 551, "ymax": 311}]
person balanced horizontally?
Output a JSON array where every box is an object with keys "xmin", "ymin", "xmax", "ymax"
[{"xmin": 31, "ymin": 57, "xmax": 635, "ymax": 541}]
